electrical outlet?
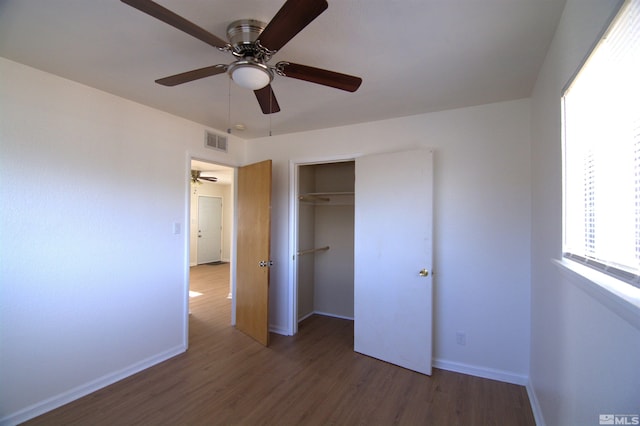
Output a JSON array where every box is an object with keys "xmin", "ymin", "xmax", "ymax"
[{"xmin": 456, "ymin": 332, "xmax": 466, "ymax": 346}]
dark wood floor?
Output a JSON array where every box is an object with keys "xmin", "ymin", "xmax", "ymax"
[{"xmin": 25, "ymin": 263, "xmax": 535, "ymax": 425}]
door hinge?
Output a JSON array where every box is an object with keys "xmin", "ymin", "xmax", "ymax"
[{"xmin": 259, "ymin": 260, "xmax": 274, "ymax": 267}]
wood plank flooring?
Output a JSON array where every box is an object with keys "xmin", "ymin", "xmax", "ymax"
[{"xmin": 24, "ymin": 263, "xmax": 535, "ymax": 425}]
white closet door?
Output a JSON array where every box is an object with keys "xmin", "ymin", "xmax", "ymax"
[{"xmin": 354, "ymin": 149, "xmax": 434, "ymax": 375}]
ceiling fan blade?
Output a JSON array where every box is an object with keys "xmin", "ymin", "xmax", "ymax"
[
  {"xmin": 277, "ymin": 62, "xmax": 362, "ymax": 92},
  {"xmin": 257, "ymin": 0, "xmax": 328, "ymax": 52},
  {"xmin": 200, "ymin": 176, "xmax": 218, "ymax": 183},
  {"xmin": 254, "ymin": 85, "xmax": 281, "ymax": 114},
  {"xmin": 155, "ymin": 64, "xmax": 227, "ymax": 86},
  {"xmin": 121, "ymin": 0, "xmax": 229, "ymax": 49}
]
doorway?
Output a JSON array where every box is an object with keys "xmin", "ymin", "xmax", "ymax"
[
  {"xmin": 187, "ymin": 158, "xmax": 273, "ymax": 346},
  {"xmin": 189, "ymin": 159, "xmax": 234, "ymax": 302},
  {"xmin": 289, "ymin": 149, "xmax": 434, "ymax": 375},
  {"xmin": 291, "ymin": 158, "xmax": 355, "ymax": 335}
]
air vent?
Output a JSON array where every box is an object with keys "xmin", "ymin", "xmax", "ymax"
[{"xmin": 205, "ymin": 131, "xmax": 228, "ymax": 153}]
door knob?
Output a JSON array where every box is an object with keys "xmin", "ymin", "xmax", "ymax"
[{"xmin": 419, "ymin": 269, "xmax": 429, "ymax": 277}]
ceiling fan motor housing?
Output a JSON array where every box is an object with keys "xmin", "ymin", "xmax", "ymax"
[
  {"xmin": 225, "ymin": 19, "xmax": 274, "ymax": 89},
  {"xmin": 227, "ymin": 19, "xmax": 267, "ymax": 58}
]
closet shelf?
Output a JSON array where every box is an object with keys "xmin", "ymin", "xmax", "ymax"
[{"xmin": 299, "ymin": 192, "xmax": 354, "ymax": 205}]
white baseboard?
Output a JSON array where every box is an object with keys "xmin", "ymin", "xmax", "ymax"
[
  {"xmin": 1, "ymin": 345, "xmax": 186, "ymax": 426},
  {"xmin": 432, "ymin": 358, "xmax": 528, "ymax": 386},
  {"xmin": 434, "ymin": 359, "xmax": 542, "ymax": 424},
  {"xmin": 297, "ymin": 311, "xmax": 315, "ymax": 322},
  {"xmin": 296, "ymin": 311, "xmax": 355, "ymax": 328},
  {"xmin": 269, "ymin": 325, "xmax": 290, "ymax": 336},
  {"xmin": 269, "ymin": 310, "xmax": 354, "ymax": 336},
  {"xmin": 312, "ymin": 311, "xmax": 354, "ymax": 321},
  {"xmin": 526, "ymin": 379, "xmax": 546, "ymax": 426},
  {"xmin": 190, "ymin": 260, "xmax": 229, "ymax": 267}
]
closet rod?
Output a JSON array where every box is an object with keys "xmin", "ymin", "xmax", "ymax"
[
  {"xmin": 299, "ymin": 195, "xmax": 330, "ymax": 202},
  {"xmin": 297, "ymin": 246, "xmax": 330, "ymax": 256}
]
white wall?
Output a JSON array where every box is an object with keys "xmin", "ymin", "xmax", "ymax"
[
  {"xmin": 0, "ymin": 57, "xmax": 245, "ymax": 424},
  {"xmin": 529, "ymin": 0, "xmax": 640, "ymax": 424},
  {"xmin": 246, "ymin": 98, "xmax": 532, "ymax": 383}
]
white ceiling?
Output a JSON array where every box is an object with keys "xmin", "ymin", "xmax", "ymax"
[{"xmin": 0, "ymin": 0, "xmax": 566, "ymax": 139}]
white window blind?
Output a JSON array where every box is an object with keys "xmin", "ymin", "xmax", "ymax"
[{"xmin": 562, "ymin": 0, "xmax": 640, "ymax": 287}]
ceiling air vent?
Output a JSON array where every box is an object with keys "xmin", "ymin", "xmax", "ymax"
[{"xmin": 205, "ymin": 131, "xmax": 228, "ymax": 153}]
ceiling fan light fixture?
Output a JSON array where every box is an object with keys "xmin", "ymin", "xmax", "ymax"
[
  {"xmin": 228, "ymin": 60, "xmax": 273, "ymax": 90},
  {"xmin": 122, "ymin": 0, "xmax": 362, "ymax": 113}
]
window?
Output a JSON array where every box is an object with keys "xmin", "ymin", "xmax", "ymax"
[{"xmin": 562, "ymin": 0, "xmax": 640, "ymax": 288}]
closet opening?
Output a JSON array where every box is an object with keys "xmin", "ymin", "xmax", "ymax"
[{"xmin": 293, "ymin": 160, "xmax": 355, "ymax": 335}]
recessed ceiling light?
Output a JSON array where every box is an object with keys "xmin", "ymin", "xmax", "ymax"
[{"xmin": 234, "ymin": 123, "xmax": 246, "ymax": 131}]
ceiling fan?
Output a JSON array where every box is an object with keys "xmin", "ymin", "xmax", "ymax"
[
  {"xmin": 191, "ymin": 170, "xmax": 218, "ymax": 184},
  {"xmin": 121, "ymin": 0, "xmax": 363, "ymax": 114}
]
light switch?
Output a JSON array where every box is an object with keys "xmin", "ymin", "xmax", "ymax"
[{"xmin": 173, "ymin": 222, "xmax": 181, "ymax": 235}]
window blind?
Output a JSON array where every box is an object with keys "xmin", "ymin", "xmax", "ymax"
[{"xmin": 562, "ymin": 0, "xmax": 640, "ymax": 287}]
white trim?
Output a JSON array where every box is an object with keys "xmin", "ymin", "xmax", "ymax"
[
  {"xmin": 296, "ymin": 311, "xmax": 354, "ymax": 326},
  {"xmin": 288, "ymin": 160, "xmax": 298, "ymax": 336},
  {"xmin": 552, "ymin": 258, "xmax": 640, "ymax": 330},
  {"xmin": 312, "ymin": 311, "xmax": 354, "ymax": 321},
  {"xmin": 526, "ymin": 380, "xmax": 546, "ymax": 426},
  {"xmin": 1, "ymin": 345, "xmax": 186, "ymax": 426},
  {"xmin": 432, "ymin": 358, "xmax": 528, "ymax": 386},
  {"xmin": 269, "ymin": 325, "xmax": 290, "ymax": 336},
  {"xmin": 297, "ymin": 311, "xmax": 315, "ymax": 322},
  {"xmin": 183, "ymin": 154, "xmax": 192, "ymax": 351},
  {"xmin": 231, "ymin": 166, "xmax": 238, "ymax": 326}
]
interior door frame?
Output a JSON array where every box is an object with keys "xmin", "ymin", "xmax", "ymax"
[
  {"xmin": 288, "ymin": 153, "xmax": 359, "ymax": 336},
  {"xmin": 184, "ymin": 155, "xmax": 237, "ymax": 349}
]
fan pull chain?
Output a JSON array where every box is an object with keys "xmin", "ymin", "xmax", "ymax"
[
  {"xmin": 227, "ymin": 78, "xmax": 232, "ymax": 134},
  {"xmin": 269, "ymin": 85, "xmax": 273, "ymax": 137}
]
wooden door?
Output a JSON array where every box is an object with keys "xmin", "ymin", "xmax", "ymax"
[
  {"xmin": 354, "ymin": 149, "xmax": 434, "ymax": 375},
  {"xmin": 236, "ymin": 160, "xmax": 272, "ymax": 346}
]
